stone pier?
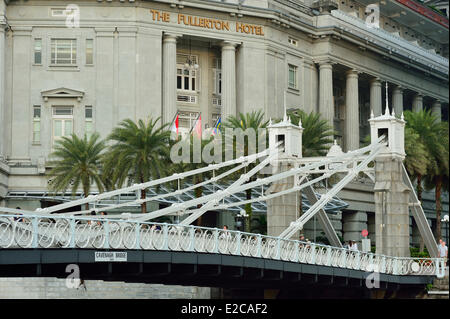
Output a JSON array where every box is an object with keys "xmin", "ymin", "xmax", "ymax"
[
  {"xmin": 267, "ymin": 162, "xmax": 299, "ymax": 238},
  {"xmin": 374, "ymin": 158, "xmax": 410, "ymax": 257}
]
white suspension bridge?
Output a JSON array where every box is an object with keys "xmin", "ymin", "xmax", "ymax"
[{"xmin": 0, "ymin": 110, "xmax": 447, "ymax": 281}]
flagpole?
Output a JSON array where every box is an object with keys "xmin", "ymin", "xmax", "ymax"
[{"xmin": 189, "ymin": 113, "xmax": 201, "ymax": 135}]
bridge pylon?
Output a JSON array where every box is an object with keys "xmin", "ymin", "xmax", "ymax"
[
  {"xmin": 266, "ymin": 115, "xmax": 303, "ymax": 237},
  {"xmin": 370, "ymin": 106, "xmax": 411, "ymax": 257}
]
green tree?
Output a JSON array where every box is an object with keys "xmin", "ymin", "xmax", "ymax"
[
  {"xmin": 48, "ymin": 133, "xmax": 106, "ymax": 211},
  {"xmin": 103, "ymin": 118, "xmax": 171, "ymax": 214},
  {"xmin": 287, "ymin": 109, "xmax": 334, "ymax": 157},
  {"xmin": 404, "ymin": 110, "xmax": 449, "ymax": 242},
  {"xmin": 168, "ymin": 135, "xmax": 214, "ymax": 226},
  {"xmin": 403, "ymin": 127, "xmax": 430, "ymax": 183},
  {"xmin": 288, "ymin": 109, "xmax": 335, "ymax": 217},
  {"xmin": 423, "ymin": 122, "xmax": 449, "ymax": 242},
  {"xmin": 223, "ymin": 110, "xmax": 269, "ymax": 232}
]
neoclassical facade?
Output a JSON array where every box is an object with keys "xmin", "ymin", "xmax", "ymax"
[{"xmin": 0, "ymin": 0, "xmax": 448, "ymax": 244}]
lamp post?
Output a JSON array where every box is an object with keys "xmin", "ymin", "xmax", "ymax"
[
  {"xmin": 235, "ymin": 209, "xmax": 248, "ymax": 232},
  {"xmin": 441, "ymin": 214, "xmax": 449, "ymax": 244}
]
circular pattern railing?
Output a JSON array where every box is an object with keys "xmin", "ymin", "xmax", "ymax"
[{"xmin": 0, "ymin": 214, "xmax": 444, "ymax": 277}]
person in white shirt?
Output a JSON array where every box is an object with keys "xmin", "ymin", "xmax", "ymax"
[
  {"xmin": 350, "ymin": 240, "xmax": 358, "ymax": 251},
  {"xmin": 438, "ymin": 240, "xmax": 448, "ymax": 267}
]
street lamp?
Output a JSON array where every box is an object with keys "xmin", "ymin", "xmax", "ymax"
[
  {"xmin": 441, "ymin": 214, "xmax": 449, "ymax": 244},
  {"xmin": 235, "ymin": 209, "xmax": 248, "ymax": 232}
]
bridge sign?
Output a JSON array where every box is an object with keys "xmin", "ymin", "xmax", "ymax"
[
  {"xmin": 361, "ymin": 229, "xmax": 368, "ymax": 237},
  {"xmin": 95, "ymin": 251, "xmax": 127, "ymax": 262}
]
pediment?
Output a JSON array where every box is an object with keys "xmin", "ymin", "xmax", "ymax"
[{"xmin": 41, "ymin": 87, "xmax": 85, "ymax": 101}]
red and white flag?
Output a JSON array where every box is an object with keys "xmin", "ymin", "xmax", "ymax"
[
  {"xmin": 193, "ymin": 115, "xmax": 202, "ymax": 138},
  {"xmin": 171, "ymin": 113, "xmax": 179, "ymax": 137}
]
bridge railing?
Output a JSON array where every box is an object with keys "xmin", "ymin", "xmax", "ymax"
[{"xmin": 0, "ymin": 214, "xmax": 445, "ymax": 278}]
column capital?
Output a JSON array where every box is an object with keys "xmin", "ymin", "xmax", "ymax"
[
  {"xmin": 393, "ymin": 85, "xmax": 403, "ymax": 92},
  {"xmin": 369, "ymin": 77, "xmax": 382, "ymax": 85},
  {"xmin": 221, "ymin": 40, "xmax": 240, "ymax": 50},
  {"xmin": 432, "ymin": 99, "xmax": 441, "ymax": 106},
  {"xmin": 163, "ymin": 32, "xmax": 182, "ymax": 42},
  {"xmin": 413, "ymin": 93, "xmax": 424, "ymax": 99},
  {"xmin": 315, "ymin": 59, "xmax": 335, "ymax": 67},
  {"xmin": 346, "ymin": 69, "xmax": 359, "ymax": 77}
]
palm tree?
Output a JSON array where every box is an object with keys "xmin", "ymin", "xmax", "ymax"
[
  {"xmin": 103, "ymin": 117, "xmax": 171, "ymax": 214},
  {"xmin": 423, "ymin": 122, "xmax": 449, "ymax": 242},
  {"xmin": 404, "ymin": 110, "xmax": 449, "ymax": 242},
  {"xmin": 287, "ymin": 109, "xmax": 334, "ymax": 157},
  {"xmin": 48, "ymin": 133, "xmax": 106, "ymax": 211},
  {"xmin": 403, "ymin": 127, "xmax": 430, "ymax": 183},
  {"xmin": 223, "ymin": 110, "xmax": 269, "ymax": 232},
  {"xmin": 287, "ymin": 109, "xmax": 335, "ymax": 220},
  {"xmin": 168, "ymin": 135, "xmax": 214, "ymax": 226}
]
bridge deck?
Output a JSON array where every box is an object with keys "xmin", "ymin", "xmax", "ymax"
[
  {"xmin": 0, "ymin": 215, "xmax": 446, "ymax": 282},
  {"xmin": 0, "ymin": 249, "xmax": 434, "ymax": 289}
]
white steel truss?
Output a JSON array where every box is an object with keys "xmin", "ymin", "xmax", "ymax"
[{"xmin": 0, "ymin": 133, "xmax": 440, "ymax": 259}]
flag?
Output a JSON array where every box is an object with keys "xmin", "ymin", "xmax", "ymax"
[
  {"xmin": 171, "ymin": 113, "xmax": 179, "ymax": 137},
  {"xmin": 213, "ymin": 117, "xmax": 222, "ymax": 135},
  {"xmin": 193, "ymin": 114, "xmax": 202, "ymax": 138}
]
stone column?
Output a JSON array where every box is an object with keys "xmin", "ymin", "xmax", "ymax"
[
  {"xmin": 392, "ymin": 85, "xmax": 403, "ymax": 117},
  {"xmin": 343, "ymin": 211, "xmax": 368, "ymax": 248},
  {"xmin": 318, "ymin": 61, "xmax": 334, "ymax": 126},
  {"xmin": 221, "ymin": 41, "xmax": 237, "ymax": 120},
  {"xmin": 345, "ymin": 69, "xmax": 359, "ymax": 151},
  {"xmin": 162, "ymin": 33, "xmax": 178, "ymax": 125},
  {"xmin": 412, "ymin": 94, "xmax": 423, "ymax": 113},
  {"xmin": 370, "ymin": 78, "xmax": 382, "ymax": 117},
  {"xmin": 431, "ymin": 100, "xmax": 441, "ymax": 123}
]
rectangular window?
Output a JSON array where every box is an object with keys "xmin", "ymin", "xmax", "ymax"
[
  {"xmin": 176, "ymin": 54, "xmax": 198, "ymax": 92},
  {"xmin": 86, "ymin": 39, "xmax": 93, "ymax": 65},
  {"xmin": 177, "ymin": 68, "xmax": 197, "ymax": 92},
  {"xmin": 212, "ymin": 57, "xmax": 222, "ymax": 96},
  {"xmin": 85, "ymin": 106, "xmax": 93, "ymax": 138},
  {"xmin": 34, "ymin": 39, "xmax": 42, "ymax": 64},
  {"xmin": 52, "ymin": 106, "xmax": 73, "ymax": 144},
  {"xmin": 288, "ymin": 64, "xmax": 298, "ymax": 89},
  {"xmin": 33, "ymin": 106, "xmax": 41, "ymax": 144},
  {"xmin": 51, "ymin": 39, "xmax": 77, "ymax": 65}
]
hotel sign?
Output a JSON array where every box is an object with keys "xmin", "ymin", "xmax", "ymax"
[{"xmin": 150, "ymin": 9, "xmax": 265, "ymax": 36}]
